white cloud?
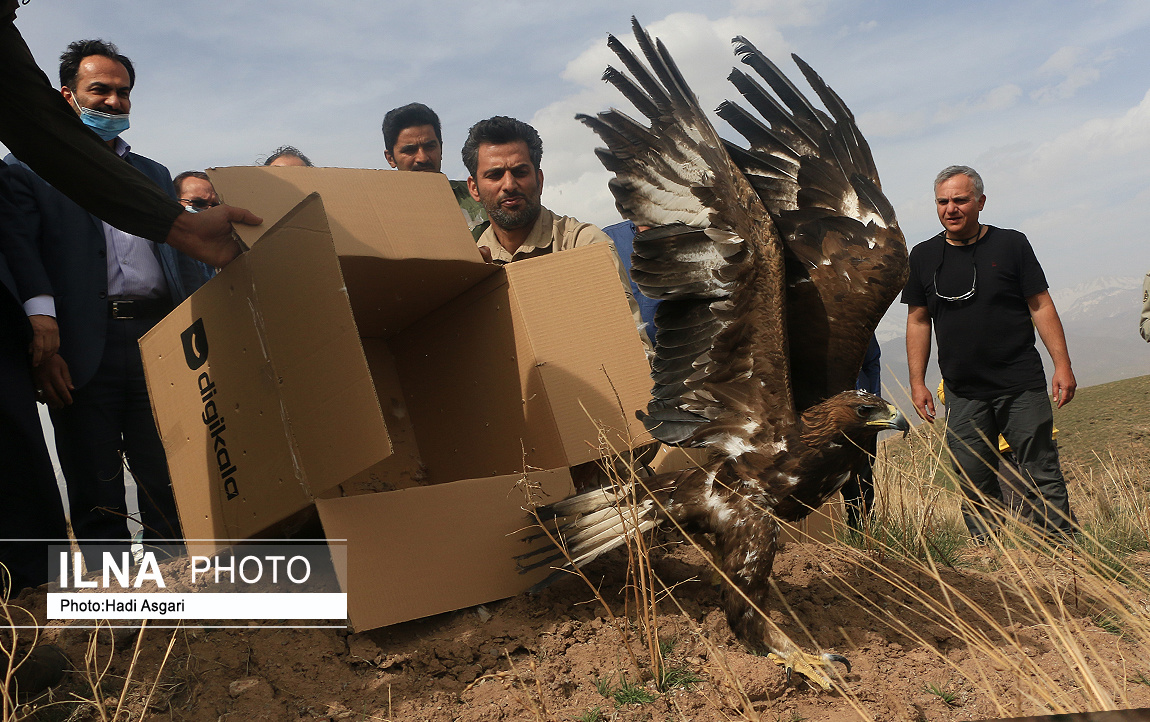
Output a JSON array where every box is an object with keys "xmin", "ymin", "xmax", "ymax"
[
  {"xmin": 535, "ymin": 11, "xmax": 795, "ymax": 227},
  {"xmin": 1021, "ymin": 88, "xmax": 1150, "ymax": 176},
  {"xmin": 1040, "ymin": 46, "xmax": 1086, "ymax": 75},
  {"xmin": 856, "ymin": 109, "xmax": 928, "ymax": 139},
  {"xmin": 729, "ymin": 0, "xmax": 827, "ymax": 26},
  {"xmin": 933, "ymin": 83, "xmax": 1022, "ymax": 125},
  {"xmin": 1030, "ymin": 46, "xmax": 1112, "ymax": 102},
  {"xmin": 964, "ymin": 88, "xmax": 1150, "ymax": 285}
]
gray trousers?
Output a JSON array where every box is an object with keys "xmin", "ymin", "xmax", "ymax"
[{"xmin": 944, "ymin": 386, "xmax": 1073, "ymax": 540}]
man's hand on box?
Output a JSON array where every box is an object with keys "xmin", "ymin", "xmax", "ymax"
[
  {"xmin": 166, "ymin": 204, "xmax": 263, "ymax": 269},
  {"xmin": 478, "ymin": 244, "xmax": 493, "ymax": 264}
]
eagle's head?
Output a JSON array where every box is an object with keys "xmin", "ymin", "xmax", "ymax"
[{"xmin": 798, "ymin": 390, "xmax": 909, "ymax": 448}]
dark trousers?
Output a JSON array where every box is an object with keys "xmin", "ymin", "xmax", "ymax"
[
  {"xmin": 50, "ymin": 316, "xmax": 182, "ymax": 567},
  {"xmin": 0, "ymin": 301, "xmax": 67, "ymax": 594},
  {"xmin": 944, "ymin": 387, "xmax": 1073, "ymax": 541},
  {"xmin": 842, "ymin": 435, "xmax": 877, "ymax": 529}
]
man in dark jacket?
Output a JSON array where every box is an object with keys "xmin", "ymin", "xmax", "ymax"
[{"xmin": 6, "ymin": 39, "xmax": 211, "ymax": 565}]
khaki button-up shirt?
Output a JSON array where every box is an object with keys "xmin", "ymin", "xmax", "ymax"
[{"xmin": 476, "ymin": 206, "xmax": 652, "ymax": 353}]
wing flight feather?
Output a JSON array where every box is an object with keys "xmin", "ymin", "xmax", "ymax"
[
  {"xmin": 579, "ymin": 18, "xmax": 796, "ymax": 450},
  {"xmin": 716, "ymin": 39, "xmax": 909, "ymax": 411}
]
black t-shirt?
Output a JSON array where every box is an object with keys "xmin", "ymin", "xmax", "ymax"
[{"xmin": 901, "ymin": 226, "xmax": 1048, "ymax": 399}]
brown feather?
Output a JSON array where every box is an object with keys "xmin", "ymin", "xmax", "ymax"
[{"xmin": 531, "ymin": 20, "xmax": 909, "ymax": 665}]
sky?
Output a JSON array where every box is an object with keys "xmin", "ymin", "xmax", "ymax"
[{"xmin": 9, "ymin": 0, "xmax": 1150, "ymax": 293}]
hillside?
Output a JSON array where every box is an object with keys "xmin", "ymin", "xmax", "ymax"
[
  {"xmin": 1052, "ymin": 373, "xmax": 1150, "ymax": 478},
  {"xmin": 887, "ymin": 374, "xmax": 1150, "ymax": 476}
]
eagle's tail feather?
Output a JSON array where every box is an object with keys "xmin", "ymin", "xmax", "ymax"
[
  {"xmin": 533, "ymin": 486, "xmax": 625, "ymax": 521},
  {"xmin": 519, "ymin": 484, "xmax": 661, "ymax": 593}
]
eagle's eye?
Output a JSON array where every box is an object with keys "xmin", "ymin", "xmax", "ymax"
[{"xmin": 855, "ymin": 405, "xmax": 875, "ymax": 417}]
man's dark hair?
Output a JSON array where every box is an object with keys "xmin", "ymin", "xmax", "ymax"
[
  {"xmin": 173, "ymin": 170, "xmax": 211, "ymax": 194},
  {"xmin": 461, "ymin": 116, "xmax": 543, "ymax": 178},
  {"xmin": 382, "ymin": 103, "xmax": 442, "ymax": 155},
  {"xmin": 59, "ymin": 39, "xmax": 135, "ymax": 90},
  {"xmin": 263, "ymin": 145, "xmax": 313, "ymax": 167}
]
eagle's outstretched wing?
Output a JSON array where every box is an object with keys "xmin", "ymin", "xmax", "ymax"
[
  {"xmin": 577, "ymin": 18, "xmax": 795, "ymax": 452},
  {"xmin": 717, "ymin": 42, "xmax": 908, "ymax": 413}
]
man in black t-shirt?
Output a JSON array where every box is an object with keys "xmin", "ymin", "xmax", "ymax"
[{"xmin": 902, "ymin": 165, "xmax": 1076, "ymax": 541}]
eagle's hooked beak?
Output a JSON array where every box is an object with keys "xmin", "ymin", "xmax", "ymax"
[{"xmin": 866, "ymin": 402, "xmax": 910, "ymax": 434}]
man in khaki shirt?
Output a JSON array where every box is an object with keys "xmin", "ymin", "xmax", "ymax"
[{"xmin": 462, "ymin": 116, "xmax": 650, "ymax": 349}]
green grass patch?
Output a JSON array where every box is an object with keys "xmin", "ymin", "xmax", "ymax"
[
  {"xmin": 924, "ymin": 681, "xmax": 959, "ymax": 706},
  {"xmin": 593, "ymin": 674, "xmax": 613, "ymax": 699},
  {"xmin": 575, "ymin": 705, "xmax": 605, "ymax": 722},
  {"xmin": 612, "ymin": 676, "xmax": 656, "ymax": 706},
  {"xmin": 840, "ymin": 511, "xmax": 969, "ymax": 568},
  {"xmin": 1093, "ymin": 611, "xmax": 1124, "ymax": 637},
  {"xmin": 657, "ymin": 662, "xmax": 701, "ymax": 692}
]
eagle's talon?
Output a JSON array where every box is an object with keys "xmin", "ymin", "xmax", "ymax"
[
  {"xmin": 766, "ymin": 650, "xmax": 848, "ymax": 691},
  {"xmin": 823, "ymin": 652, "xmax": 851, "ymax": 673}
]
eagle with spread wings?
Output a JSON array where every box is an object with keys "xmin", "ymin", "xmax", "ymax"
[{"xmin": 519, "ymin": 19, "xmax": 909, "ymax": 688}]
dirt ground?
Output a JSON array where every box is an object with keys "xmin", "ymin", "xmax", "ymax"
[{"xmin": 9, "ymin": 536, "xmax": 1150, "ymax": 722}]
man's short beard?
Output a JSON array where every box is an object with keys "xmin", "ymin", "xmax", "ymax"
[{"xmin": 487, "ymin": 198, "xmax": 541, "ymax": 231}]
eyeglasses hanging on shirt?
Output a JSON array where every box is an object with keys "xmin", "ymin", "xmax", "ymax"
[{"xmin": 934, "ymin": 235, "xmax": 978, "ymax": 302}]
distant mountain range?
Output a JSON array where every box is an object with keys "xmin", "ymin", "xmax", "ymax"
[{"xmin": 874, "ymin": 275, "xmax": 1147, "ymax": 410}]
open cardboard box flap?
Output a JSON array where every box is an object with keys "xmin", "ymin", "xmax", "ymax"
[
  {"xmin": 141, "ymin": 194, "xmax": 391, "ymax": 541},
  {"xmin": 317, "ymin": 467, "xmax": 574, "ymax": 631},
  {"xmin": 375, "ymin": 241, "xmax": 654, "ymax": 490},
  {"xmin": 208, "ymin": 166, "xmax": 493, "ymax": 337}
]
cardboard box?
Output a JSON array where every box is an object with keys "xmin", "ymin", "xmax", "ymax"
[
  {"xmin": 140, "ymin": 194, "xmax": 390, "ymax": 541},
  {"xmin": 141, "ymin": 168, "xmax": 653, "ymax": 629}
]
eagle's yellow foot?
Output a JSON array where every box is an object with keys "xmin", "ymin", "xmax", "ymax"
[{"xmin": 766, "ymin": 650, "xmax": 850, "ymax": 691}]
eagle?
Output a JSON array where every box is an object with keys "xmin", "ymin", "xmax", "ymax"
[{"xmin": 518, "ymin": 20, "xmax": 909, "ymax": 688}]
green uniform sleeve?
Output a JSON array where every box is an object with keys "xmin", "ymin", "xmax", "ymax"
[{"xmin": 0, "ymin": 3, "xmax": 183, "ymax": 243}]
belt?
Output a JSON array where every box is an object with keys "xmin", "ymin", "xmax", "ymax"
[{"xmin": 108, "ymin": 298, "xmax": 173, "ymax": 320}]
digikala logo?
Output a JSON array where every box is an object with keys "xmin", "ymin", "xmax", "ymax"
[{"xmin": 182, "ymin": 318, "xmax": 209, "ymax": 370}]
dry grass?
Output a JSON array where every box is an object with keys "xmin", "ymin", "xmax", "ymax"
[
  {"xmin": 0, "ymin": 606, "xmax": 183, "ymax": 722},
  {"xmin": 824, "ymin": 415, "xmax": 1150, "ymax": 717},
  {"xmin": 523, "ymin": 380, "xmax": 1150, "ymax": 720},
  {"xmin": 1, "ymin": 582, "xmax": 42, "ymax": 722}
]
